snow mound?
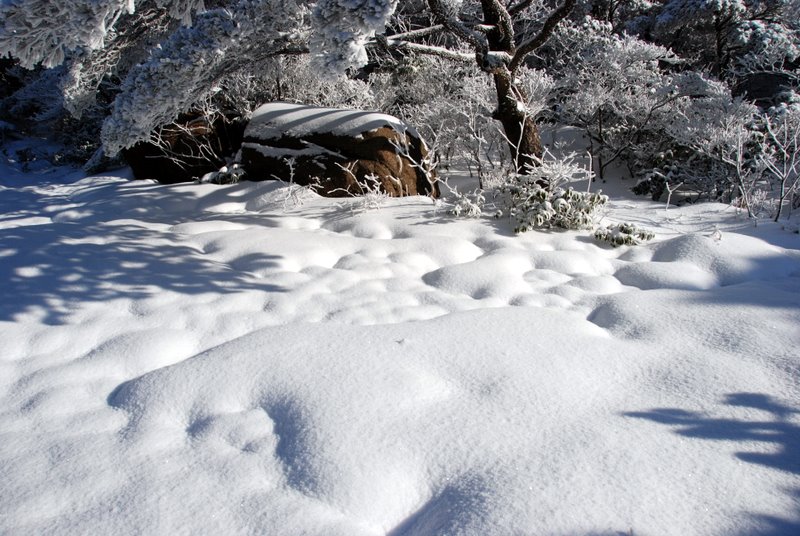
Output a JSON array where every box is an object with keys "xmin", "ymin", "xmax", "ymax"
[
  {"xmin": 612, "ymin": 232, "xmax": 800, "ymax": 290},
  {"xmin": 614, "ymin": 260, "xmax": 718, "ymax": 290},
  {"xmin": 103, "ymin": 309, "xmax": 640, "ymax": 534},
  {"xmin": 649, "ymin": 232, "xmax": 799, "ymax": 286},
  {"xmin": 422, "ymin": 249, "xmax": 532, "ymax": 302}
]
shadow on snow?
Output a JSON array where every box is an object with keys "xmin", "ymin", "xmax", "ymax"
[
  {"xmin": 0, "ymin": 178, "xmax": 288, "ymax": 324},
  {"xmin": 625, "ymin": 392, "xmax": 800, "ymax": 534}
]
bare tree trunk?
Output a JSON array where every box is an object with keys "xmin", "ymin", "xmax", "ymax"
[
  {"xmin": 479, "ymin": 0, "xmax": 542, "ymax": 173},
  {"xmin": 492, "ymin": 71, "xmax": 542, "ymax": 173}
]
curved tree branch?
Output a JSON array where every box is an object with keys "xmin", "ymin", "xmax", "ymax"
[
  {"xmin": 376, "ymin": 34, "xmax": 474, "ymax": 61},
  {"xmin": 481, "ymin": 0, "xmax": 516, "ymax": 49},
  {"xmin": 509, "ymin": 0, "xmax": 576, "ymax": 72}
]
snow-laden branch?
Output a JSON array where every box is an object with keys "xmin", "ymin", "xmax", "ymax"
[
  {"xmin": 761, "ymin": 107, "xmax": 800, "ymax": 220},
  {"xmin": 0, "ymin": 0, "xmax": 133, "ymax": 68},
  {"xmin": 380, "ymin": 37, "xmax": 474, "ymax": 61},
  {"xmin": 0, "ymin": 0, "xmax": 206, "ymax": 69},
  {"xmin": 425, "ymin": 0, "xmax": 488, "ymax": 54},
  {"xmin": 310, "ymin": 0, "xmax": 399, "ymax": 74},
  {"xmin": 510, "ymin": 0, "xmax": 576, "ymax": 72},
  {"xmin": 102, "ymin": 0, "xmax": 309, "ymax": 156},
  {"xmin": 387, "ymin": 24, "xmax": 446, "ymax": 41}
]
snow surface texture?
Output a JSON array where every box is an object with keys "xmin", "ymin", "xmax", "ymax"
[
  {"xmin": 245, "ymin": 102, "xmax": 418, "ymax": 141},
  {"xmin": 1, "ymin": 159, "xmax": 800, "ymax": 535}
]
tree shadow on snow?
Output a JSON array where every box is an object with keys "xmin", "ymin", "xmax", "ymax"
[
  {"xmin": 0, "ymin": 174, "xmax": 304, "ymax": 323},
  {"xmin": 625, "ymin": 392, "xmax": 800, "ymax": 533},
  {"xmin": 743, "ymin": 487, "xmax": 800, "ymax": 536},
  {"xmin": 0, "ymin": 218, "xmax": 286, "ymax": 325}
]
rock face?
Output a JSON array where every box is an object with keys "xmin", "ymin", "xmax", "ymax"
[
  {"xmin": 123, "ymin": 113, "xmax": 246, "ymax": 184},
  {"xmin": 237, "ymin": 103, "xmax": 438, "ymax": 197}
]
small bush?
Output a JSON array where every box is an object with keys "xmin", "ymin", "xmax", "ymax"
[
  {"xmin": 446, "ymin": 151, "xmax": 608, "ymax": 233},
  {"xmin": 447, "ymin": 187, "xmax": 486, "ymax": 218},
  {"xmin": 499, "ymin": 180, "xmax": 608, "ymax": 233},
  {"xmin": 594, "ymin": 223, "xmax": 655, "ymax": 247}
]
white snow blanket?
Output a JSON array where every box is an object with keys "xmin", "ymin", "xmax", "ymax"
[
  {"xmin": 244, "ymin": 102, "xmax": 416, "ymax": 141},
  {"xmin": 1, "ymin": 162, "xmax": 799, "ymax": 535}
]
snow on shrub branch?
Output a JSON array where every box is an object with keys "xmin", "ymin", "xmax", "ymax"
[
  {"xmin": 594, "ymin": 223, "xmax": 655, "ymax": 247},
  {"xmin": 445, "ymin": 150, "xmax": 609, "ymax": 233},
  {"xmin": 0, "ymin": 0, "xmax": 133, "ymax": 68}
]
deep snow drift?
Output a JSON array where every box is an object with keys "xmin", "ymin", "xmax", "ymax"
[{"xmin": 1, "ymin": 160, "xmax": 799, "ymax": 535}]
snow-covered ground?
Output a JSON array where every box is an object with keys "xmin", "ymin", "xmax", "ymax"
[{"xmin": 1, "ymin": 156, "xmax": 799, "ymax": 535}]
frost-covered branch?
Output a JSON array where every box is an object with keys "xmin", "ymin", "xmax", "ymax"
[
  {"xmin": 762, "ymin": 107, "xmax": 800, "ymax": 221},
  {"xmin": 0, "ymin": 0, "xmax": 132, "ymax": 68},
  {"xmin": 0, "ymin": 0, "xmax": 205, "ymax": 69},
  {"xmin": 387, "ymin": 24, "xmax": 446, "ymax": 41},
  {"xmin": 510, "ymin": 0, "xmax": 576, "ymax": 72},
  {"xmin": 425, "ymin": 0, "xmax": 488, "ymax": 53},
  {"xmin": 61, "ymin": 4, "xmax": 176, "ymax": 119},
  {"xmin": 380, "ymin": 37, "xmax": 474, "ymax": 61},
  {"xmin": 310, "ymin": 0, "xmax": 399, "ymax": 74},
  {"xmin": 102, "ymin": 0, "xmax": 309, "ymax": 155}
]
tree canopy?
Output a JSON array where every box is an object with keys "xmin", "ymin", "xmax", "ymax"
[{"xmin": 0, "ymin": 0, "xmax": 798, "ymax": 203}]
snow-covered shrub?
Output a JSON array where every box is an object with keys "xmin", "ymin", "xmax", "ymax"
[
  {"xmin": 265, "ymin": 55, "xmax": 377, "ymax": 111},
  {"xmin": 594, "ymin": 223, "xmax": 655, "ymax": 247},
  {"xmin": 639, "ymin": 97, "xmax": 798, "ymax": 219},
  {"xmin": 499, "ymin": 183, "xmax": 608, "ymax": 232},
  {"xmin": 650, "ymin": 0, "xmax": 800, "ymax": 85},
  {"xmin": 369, "ymin": 56, "xmax": 508, "ymax": 178},
  {"xmin": 538, "ymin": 11, "xmax": 797, "ymax": 207},
  {"xmin": 760, "ymin": 104, "xmax": 800, "ymax": 221},
  {"xmin": 552, "ymin": 24, "xmax": 768, "ymax": 205},
  {"xmin": 347, "ymin": 174, "xmax": 391, "ymax": 212},
  {"xmin": 443, "ymin": 151, "xmax": 608, "ymax": 231},
  {"xmin": 446, "ymin": 186, "xmax": 486, "ymax": 218},
  {"xmin": 666, "ymin": 94, "xmax": 765, "ymax": 211},
  {"xmin": 552, "ymin": 23, "xmax": 713, "ymax": 184},
  {"xmin": 495, "ymin": 152, "xmax": 607, "ymax": 232}
]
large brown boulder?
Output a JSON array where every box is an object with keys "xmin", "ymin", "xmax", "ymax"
[{"xmin": 237, "ymin": 103, "xmax": 438, "ymax": 197}]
